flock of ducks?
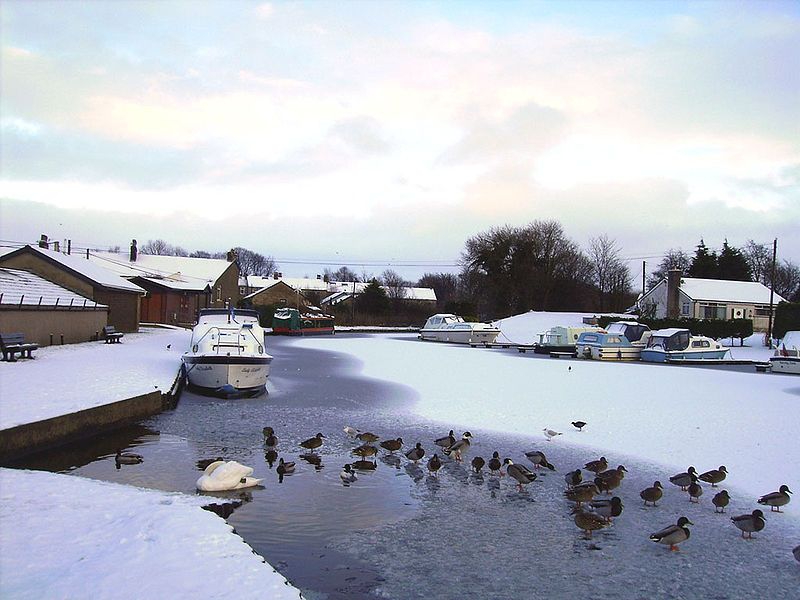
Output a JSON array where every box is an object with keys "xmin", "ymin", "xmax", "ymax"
[{"xmin": 113, "ymin": 423, "xmax": 799, "ymax": 562}]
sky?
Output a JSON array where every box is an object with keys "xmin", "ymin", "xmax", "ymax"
[{"xmin": 1, "ymin": 0, "xmax": 799, "ymax": 282}]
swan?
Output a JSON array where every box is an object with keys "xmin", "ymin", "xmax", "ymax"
[{"xmin": 196, "ymin": 460, "xmax": 263, "ymax": 492}]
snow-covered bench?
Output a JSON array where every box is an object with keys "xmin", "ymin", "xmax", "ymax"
[
  {"xmin": 102, "ymin": 325, "xmax": 124, "ymax": 344},
  {"xmin": 0, "ymin": 332, "xmax": 39, "ymax": 361}
]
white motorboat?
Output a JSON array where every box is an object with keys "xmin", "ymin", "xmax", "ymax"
[
  {"xmin": 419, "ymin": 313, "xmax": 501, "ymax": 346},
  {"xmin": 640, "ymin": 328, "xmax": 728, "ymax": 363},
  {"xmin": 183, "ymin": 308, "xmax": 273, "ymax": 397},
  {"xmin": 769, "ymin": 331, "xmax": 800, "ymax": 375}
]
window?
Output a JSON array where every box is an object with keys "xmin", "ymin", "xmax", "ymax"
[
  {"xmin": 681, "ymin": 302, "xmax": 691, "ymax": 316},
  {"xmin": 754, "ymin": 306, "xmax": 772, "ymax": 317},
  {"xmin": 691, "ymin": 340, "xmax": 710, "ymax": 348},
  {"xmin": 700, "ymin": 303, "xmax": 726, "ymax": 320}
]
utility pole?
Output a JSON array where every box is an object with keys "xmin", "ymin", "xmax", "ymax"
[
  {"xmin": 351, "ymin": 279, "xmax": 356, "ymax": 325},
  {"xmin": 767, "ymin": 238, "xmax": 777, "ymax": 348}
]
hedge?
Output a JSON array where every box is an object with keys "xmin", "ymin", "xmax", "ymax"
[
  {"xmin": 773, "ymin": 302, "xmax": 800, "ymax": 340},
  {"xmin": 596, "ymin": 315, "xmax": 753, "ymax": 342}
]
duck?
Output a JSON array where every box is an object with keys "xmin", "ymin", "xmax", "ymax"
[
  {"xmin": 793, "ymin": 544, "xmax": 800, "ymax": 563},
  {"xmin": 669, "ymin": 466, "xmax": 698, "ymax": 491},
  {"xmin": 757, "ymin": 485, "xmax": 792, "ymax": 512},
  {"xmin": 471, "ymin": 456, "xmax": 486, "ymax": 473},
  {"xmin": 594, "ymin": 476, "xmax": 612, "ymax": 495},
  {"xmin": 352, "ymin": 459, "xmax": 377, "ymax": 471},
  {"xmin": 434, "ymin": 429, "xmax": 456, "ymax": 449},
  {"xmin": 712, "ymin": 490, "xmax": 731, "ymax": 513},
  {"xmin": 543, "ymin": 428, "xmax": 562, "ymax": 441},
  {"xmin": 343, "ymin": 425, "xmax": 360, "ymax": 437},
  {"xmin": 115, "ymin": 449, "xmax": 143, "ymax": 465},
  {"xmin": 732, "ymin": 509, "xmax": 766, "ymax": 539},
  {"xmin": 565, "ymin": 469, "xmax": 583, "ymax": 489},
  {"xmin": 356, "ymin": 432, "xmax": 380, "ymax": 443},
  {"xmin": 352, "ymin": 444, "xmax": 378, "ymax": 458},
  {"xmin": 525, "ymin": 450, "xmax": 555, "ymax": 471},
  {"xmin": 262, "ymin": 426, "xmax": 274, "ymax": 437},
  {"xmin": 650, "ymin": 516, "xmax": 693, "ymax": 551},
  {"xmin": 427, "ymin": 453, "xmax": 442, "ymax": 476},
  {"xmin": 379, "ymin": 437, "xmax": 403, "ymax": 454},
  {"xmin": 443, "ymin": 432, "xmax": 472, "ymax": 462},
  {"xmin": 564, "ymin": 483, "xmax": 598, "ymax": 507},
  {"xmin": 640, "ymin": 481, "xmax": 663, "ymax": 507},
  {"xmin": 584, "ymin": 456, "xmax": 608, "ymax": 474},
  {"xmin": 196, "ymin": 460, "xmax": 263, "ymax": 492},
  {"xmin": 589, "ymin": 496, "xmax": 623, "ymax": 522},
  {"xmin": 405, "ymin": 442, "xmax": 425, "ymax": 463},
  {"xmin": 597, "ymin": 465, "xmax": 627, "ymax": 482},
  {"xmin": 688, "ymin": 475, "xmax": 703, "ymax": 503},
  {"xmin": 572, "ymin": 507, "xmax": 609, "ymax": 538},
  {"xmin": 276, "ymin": 458, "xmax": 295, "ymax": 483},
  {"xmin": 264, "ymin": 432, "xmax": 278, "ymax": 448},
  {"xmin": 488, "ymin": 451, "xmax": 503, "ymax": 476},
  {"xmin": 571, "ymin": 420, "xmax": 587, "ymax": 432},
  {"xmin": 264, "ymin": 449, "xmax": 278, "ymax": 468},
  {"xmin": 504, "ymin": 459, "xmax": 536, "ymax": 491},
  {"xmin": 699, "ymin": 465, "xmax": 728, "ymax": 487},
  {"xmin": 340, "ymin": 464, "xmax": 357, "ymax": 484},
  {"xmin": 300, "ymin": 433, "xmax": 325, "ymax": 453},
  {"xmin": 300, "ymin": 453, "xmax": 322, "ymax": 469}
]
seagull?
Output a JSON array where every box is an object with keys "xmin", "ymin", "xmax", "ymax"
[
  {"xmin": 343, "ymin": 426, "xmax": 360, "ymax": 437},
  {"xmin": 650, "ymin": 516, "xmax": 693, "ymax": 551},
  {"xmin": 571, "ymin": 421, "xmax": 587, "ymax": 432},
  {"xmin": 543, "ymin": 428, "xmax": 562, "ymax": 441},
  {"xmin": 732, "ymin": 510, "xmax": 766, "ymax": 539}
]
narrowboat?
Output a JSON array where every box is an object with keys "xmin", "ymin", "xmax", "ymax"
[
  {"xmin": 575, "ymin": 331, "xmax": 643, "ymax": 361},
  {"xmin": 272, "ymin": 307, "xmax": 335, "ymax": 335},
  {"xmin": 420, "ymin": 313, "xmax": 501, "ymax": 345},
  {"xmin": 640, "ymin": 328, "xmax": 729, "ymax": 363},
  {"xmin": 769, "ymin": 331, "xmax": 800, "ymax": 375}
]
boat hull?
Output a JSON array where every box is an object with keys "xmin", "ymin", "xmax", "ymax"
[
  {"xmin": 769, "ymin": 356, "xmax": 800, "ymax": 375},
  {"xmin": 183, "ymin": 355, "xmax": 272, "ymax": 397},
  {"xmin": 640, "ymin": 349, "xmax": 728, "ymax": 363},
  {"xmin": 578, "ymin": 346, "xmax": 642, "ymax": 361},
  {"xmin": 419, "ymin": 329, "xmax": 501, "ymax": 345}
]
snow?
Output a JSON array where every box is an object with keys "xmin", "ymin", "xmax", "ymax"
[
  {"xmin": 89, "ymin": 251, "xmax": 233, "ymax": 286},
  {"xmin": 0, "ymin": 468, "xmax": 301, "ymax": 600},
  {"xmin": 0, "ymin": 327, "xmax": 191, "ymax": 429},
  {"xmin": 492, "ymin": 310, "xmax": 619, "ymax": 345},
  {"xmin": 0, "ymin": 267, "xmax": 107, "ymax": 308},
  {"xmin": 678, "ymin": 277, "xmax": 786, "ymax": 304},
  {"xmin": 295, "ymin": 332, "xmax": 798, "ymax": 502}
]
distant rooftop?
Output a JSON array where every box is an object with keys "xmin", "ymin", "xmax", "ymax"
[
  {"xmin": 89, "ymin": 251, "xmax": 235, "ymax": 289},
  {"xmin": 0, "ymin": 267, "xmax": 108, "ymax": 309}
]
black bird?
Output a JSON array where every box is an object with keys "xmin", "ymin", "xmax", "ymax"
[
  {"xmin": 471, "ymin": 456, "xmax": 486, "ymax": 473},
  {"xmin": 405, "ymin": 442, "xmax": 425, "ymax": 463},
  {"xmin": 571, "ymin": 421, "xmax": 586, "ymax": 432}
]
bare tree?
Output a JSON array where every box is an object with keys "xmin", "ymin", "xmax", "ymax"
[
  {"xmin": 324, "ymin": 266, "xmax": 359, "ymax": 282},
  {"xmin": 381, "ymin": 269, "xmax": 408, "ymax": 300},
  {"xmin": 647, "ymin": 248, "xmax": 691, "ymax": 290},
  {"xmin": 139, "ymin": 239, "xmax": 174, "ymax": 255},
  {"xmin": 773, "ymin": 260, "xmax": 800, "ymax": 301},
  {"xmin": 588, "ymin": 235, "xmax": 632, "ymax": 311},
  {"xmin": 743, "ymin": 240, "xmax": 773, "ymax": 284},
  {"xmin": 234, "ymin": 247, "xmax": 277, "ymax": 277}
]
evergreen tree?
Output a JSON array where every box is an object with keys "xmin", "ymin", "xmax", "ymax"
[
  {"xmin": 717, "ymin": 240, "xmax": 752, "ymax": 281},
  {"xmin": 688, "ymin": 239, "xmax": 718, "ymax": 278},
  {"xmin": 356, "ymin": 279, "xmax": 390, "ymax": 314}
]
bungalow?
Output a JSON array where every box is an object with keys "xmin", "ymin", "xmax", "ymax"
[
  {"xmin": 640, "ymin": 271, "xmax": 786, "ymax": 331},
  {"xmin": 242, "ymin": 279, "xmax": 307, "ymax": 311},
  {"xmin": 88, "ymin": 241, "xmax": 241, "ymax": 327},
  {"xmin": 0, "ymin": 267, "xmax": 110, "ymax": 346},
  {"xmin": 0, "ymin": 245, "xmax": 144, "ymax": 332}
]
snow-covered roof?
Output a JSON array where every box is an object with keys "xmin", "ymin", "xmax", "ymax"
[
  {"xmin": 0, "ymin": 246, "xmax": 144, "ymax": 293},
  {"xmin": 0, "ymin": 268, "xmax": 108, "ymax": 309},
  {"xmin": 136, "ymin": 277, "xmax": 212, "ymax": 292},
  {"xmin": 89, "ymin": 251, "xmax": 235, "ymax": 289},
  {"xmin": 657, "ymin": 277, "xmax": 785, "ymax": 305},
  {"xmin": 242, "ymin": 279, "xmax": 295, "ymax": 299},
  {"xmin": 326, "ymin": 281, "xmax": 437, "ymax": 301}
]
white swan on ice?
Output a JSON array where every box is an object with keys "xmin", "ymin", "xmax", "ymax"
[{"xmin": 196, "ymin": 460, "xmax": 264, "ymax": 492}]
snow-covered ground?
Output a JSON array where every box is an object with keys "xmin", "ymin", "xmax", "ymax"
[
  {"xmin": 0, "ymin": 469, "xmax": 301, "ymax": 599},
  {"xmin": 295, "ymin": 333, "xmax": 798, "ymax": 503}
]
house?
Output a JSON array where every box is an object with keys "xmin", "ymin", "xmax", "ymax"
[
  {"xmin": 242, "ymin": 279, "xmax": 307, "ymax": 311},
  {"xmin": 88, "ymin": 241, "xmax": 241, "ymax": 327},
  {"xmin": 640, "ymin": 271, "xmax": 786, "ymax": 331},
  {"xmin": 0, "ymin": 267, "xmax": 110, "ymax": 345},
  {"xmin": 320, "ymin": 281, "xmax": 438, "ymax": 307},
  {"xmin": 0, "ymin": 245, "xmax": 144, "ymax": 332}
]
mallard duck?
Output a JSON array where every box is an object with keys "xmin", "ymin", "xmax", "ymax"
[
  {"xmin": 565, "ymin": 469, "xmax": 582, "ymax": 489},
  {"xmin": 712, "ymin": 490, "xmax": 731, "ymax": 513},
  {"xmin": 584, "ymin": 456, "xmax": 608, "ymax": 474},
  {"xmin": 589, "ymin": 496, "xmax": 623, "ymax": 522},
  {"xmin": 352, "ymin": 459, "xmax": 377, "ymax": 471},
  {"xmin": 543, "ymin": 428, "xmax": 562, "ymax": 441},
  {"xmin": 504, "ymin": 459, "xmax": 536, "ymax": 491},
  {"xmin": 352, "ymin": 444, "xmax": 378, "ymax": 458},
  {"xmin": 471, "ymin": 456, "xmax": 486, "ymax": 473},
  {"xmin": 488, "ymin": 451, "xmax": 503, "ymax": 476},
  {"xmin": 594, "ymin": 476, "xmax": 612, "ymax": 495},
  {"xmin": 597, "ymin": 465, "xmax": 627, "ymax": 484},
  {"xmin": 277, "ymin": 457, "xmax": 295, "ymax": 483},
  {"xmin": 427, "ymin": 453, "xmax": 442, "ymax": 475},
  {"xmin": 379, "ymin": 437, "xmax": 403, "ymax": 454},
  {"xmin": 525, "ymin": 450, "xmax": 555, "ymax": 471},
  {"xmin": 340, "ymin": 464, "xmax": 357, "ymax": 484},
  {"xmin": 571, "ymin": 420, "xmax": 587, "ymax": 432},
  {"xmin": 434, "ymin": 429, "xmax": 456, "ymax": 449},
  {"xmin": 669, "ymin": 466, "xmax": 698, "ymax": 490},
  {"xmin": 264, "ymin": 449, "xmax": 277, "ymax": 468},
  {"xmin": 688, "ymin": 475, "xmax": 703, "ymax": 503},
  {"xmin": 300, "ymin": 433, "xmax": 325, "ymax": 452},
  {"xmin": 343, "ymin": 425, "xmax": 360, "ymax": 437},
  {"xmin": 732, "ymin": 510, "xmax": 766, "ymax": 539},
  {"xmin": 115, "ymin": 449, "xmax": 143, "ymax": 465},
  {"xmin": 699, "ymin": 465, "xmax": 727, "ymax": 487},
  {"xmin": 443, "ymin": 432, "xmax": 472, "ymax": 462},
  {"xmin": 405, "ymin": 442, "xmax": 425, "ymax": 463},
  {"xmin": 196, "ymin": 460, "xmax": 263, "ymax": 492},
  {"xmin": 264, "ymin": 432, "xmax": 278, "ymax": 448},
  {"xmin": 650, "ymin": 516, "xmax": 693, "ymax": 551},
  {"xmin": 262, "ymin": 426, "xmax": 274, "ymax": 437},
  {"xmin": 572, "ymin": 507, "xmax": 609, "ymax": 538},
  {"xmin": 757, "ymin": 485, "xmax": 792, "ymax": 512},
  {"xmin": 640, "ymin": 481, "xmax": 663, "ymax": 506},
  {"xmin": 356, "ymin": 432, "xmax": 380, "ymax": 443},
  {"xmin": 564, "ymin": 483, "xmax": 598, "ymax": 507}
]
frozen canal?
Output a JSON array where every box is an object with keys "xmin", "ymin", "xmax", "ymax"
[{"xmin": 14, "ymin": 336, "xmax": 800, "ymax": 599}]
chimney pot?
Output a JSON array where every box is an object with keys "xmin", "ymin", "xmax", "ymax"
[
  {"xmin": 130, "ymin": 239, "xmax": 138, "ymax": 262},
  {"xmin": 39, "ymin": 234, "xmax": 49, "ymax": 249}
]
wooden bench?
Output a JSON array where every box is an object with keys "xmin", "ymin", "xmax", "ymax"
[
  {"xmin": 0, "ymin": 333, "xmax": 39, "ymax": 362},
  {"xmin": 102, "ymin": 325, "xmax": 124, "ymax": 344}
]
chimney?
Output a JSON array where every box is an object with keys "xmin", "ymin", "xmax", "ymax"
[
  {"xmin": 53, "ymin": 240, "xmax": 60, "ymax": 252},
  {"xmin": 130, "ymin": 239, "xmax": 138, "ymax": 262},
  {"xmin": 317, "ymin": 274, "xmax": 321, "ymax": 280},
  {"xmin": 667, "ymin": 269, "xmax": 682, "ymax": 319},
  {"xmin": 67, "ymin": 239, "xmax": 71, "ymax": 255},
  {"xmin": 226, "ymin": 249, "xmax": 237, "ymax": 262},
  {"xmin": 39, "ymin": 234, "xmax": 49, "ymax": 249},
  {"xmin": 273, "ymin": 272, "xmax": 279, "ymax": 280}
]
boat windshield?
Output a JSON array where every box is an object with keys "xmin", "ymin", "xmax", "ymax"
[
  {"xmin": 442, "ymin": 316, "xmax": 464, "ymax": 324},
  {"xmin": 647, "ymin": 332, "xmax": 690, "ymax": 351}
]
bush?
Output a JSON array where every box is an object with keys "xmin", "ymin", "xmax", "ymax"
[
  {"xmin": 596, "ymin": 315, "xmax": 753, "ymax": 342},
  {"xmin": 773, "ymin": 302, "xmax": 800, "ymax": 340}
]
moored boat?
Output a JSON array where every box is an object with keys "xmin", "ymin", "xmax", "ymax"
[
  {"xmin": 769, "ymin": 331, "xmax": 800, "ymax": 375},
  {"xmin": 183, "ymin": 308, "xmax": 272, "ymax": 397},
  {"xmin": 419, "ymin": 313, "xmax": 501, "ymax": 346},
  {"xmin": 640, "ymin": 328, "xmax": 728, "ymax": 363},
  {"xmin": 575, "ymin": 331, "xmax": 643, "ymax": 361},
  {"xmin": 272, "ymin": 307, "xmax": 335, "ymax": 335},
  {"xmin": 533, "ymin": 325, "xmax": 602, "ymax": 354}
]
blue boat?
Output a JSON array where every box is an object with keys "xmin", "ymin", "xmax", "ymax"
[
  {"xmin": 640, "ymin": 328, "xmax": 729, "ymax": 363},
  {"xmin": 575, "ymin": 331, "xmax": 642, "ymax": 361}
]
